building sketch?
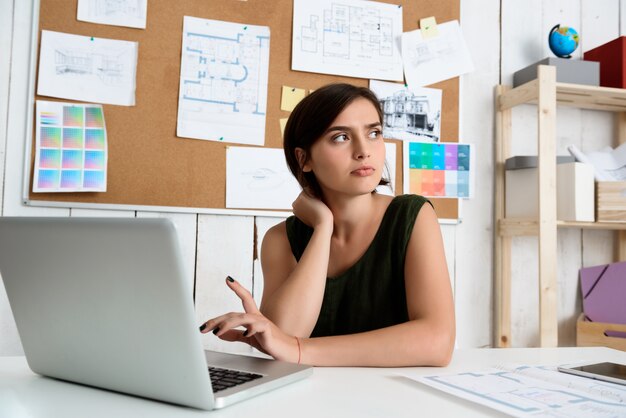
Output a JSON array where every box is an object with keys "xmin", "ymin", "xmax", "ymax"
[
  {"xmin": 90, "ymin": 0, "xmax": 144, "ymax": 19},
  {"xmin": 77, "ymin": 0, "xmax": 147, "ymax": 29},
  {"xmin": 379, "ymin": 89, "xmax": 440, "ymax": 141},
  {"xmin": 54, "ymin": 49, "xmax": 126, "ymax": 85},
  {"xmin": 38, "ymin": 30, "xmax": 137, "ymax": 106},
  {"xmin": 177, "ymin": 17, "xmax": 270, "ymax": 145},
  {"xmin": 292, "ymin": 0, "xmax": 403, "ymax": 81}
]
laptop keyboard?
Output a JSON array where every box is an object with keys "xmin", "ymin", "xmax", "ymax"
[{"xmin": 208, "ymin": 366, "xmax": 263, "ymax": 393}]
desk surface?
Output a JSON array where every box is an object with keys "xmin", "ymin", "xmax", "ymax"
[{"xmin": 1, "ymin": 347, "xmax": 625, "ymax": 418}]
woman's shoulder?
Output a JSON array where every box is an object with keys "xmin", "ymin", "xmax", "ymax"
[
  {"xmin": 391, "ymin": 193, "xmax": 430, "ymax": 205},
  {"xmin": 261, "ymin": 221, "xmax": 293, "ymax": 260},
  {"xmin": 384, "ymin": 193, "xmax": 431, "ymax": 215},
  {"xmin": 264, "ymin": 220, "xmax": 288, "ymax": 242}
]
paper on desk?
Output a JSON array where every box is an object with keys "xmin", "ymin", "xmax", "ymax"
[
  {"xmin": 176, "ymin": 16, "xmax": 270, "ymax": 145},
  {"xmin": 401, "ymin": 20, "xmax": 473, "ymax": 88},
  {"xmin": 402, "ymin": 364, "xmax": 626, "ymax": 417},
  {"xmin": 226, "ymin": 147, "xmax": 301, "ymax": 210},
  {"xmin": 291, "ymin": 0, "xmax": 403, "ymax": 81},
  {"xmin": 568, "ymin": 143, "xmax": 626, "ymax": 181},
  {"xmin": 77, "ymin": 0, "xmax": 148, "ymax": 29},
  {"xmin": 37, "ymin": 31, "xmax": 138, "ymax": 106}
]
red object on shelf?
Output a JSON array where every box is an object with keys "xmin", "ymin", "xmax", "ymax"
[{"xmin": 584, "ymin": 36, "xmax": 626, "ymax": 88}]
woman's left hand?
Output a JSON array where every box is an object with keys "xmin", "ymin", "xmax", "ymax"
[{"xmin": 199, "ymin": 277, "xmax": 301, "ymax": 364}]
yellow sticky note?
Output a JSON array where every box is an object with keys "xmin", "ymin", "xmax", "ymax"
[
  {"xmin": 281, "ymin": 86, "xmax": 306, "ymax": 112},
  {"xmin": 279, "ymin": 118, "xmax": 288, "ymax": 137},
  {"xmin": 420, "ymin": 16, "xmax": 439, "ymax": 39}
]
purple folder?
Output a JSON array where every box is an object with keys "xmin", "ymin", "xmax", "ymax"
[{"xmin": 581, "ymin": 261, "xmax": 626, "ymax": 326}]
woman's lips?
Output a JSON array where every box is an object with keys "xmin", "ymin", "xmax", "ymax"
[{"xmin": 351, "ymin": 167, "xmax": 375, "ymax": 176}]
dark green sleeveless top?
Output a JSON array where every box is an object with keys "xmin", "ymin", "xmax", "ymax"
[{"xmin": 285, "ymin": 194, "xmax": 431, "ymax": 337}]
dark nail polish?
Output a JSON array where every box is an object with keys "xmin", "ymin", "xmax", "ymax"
[
  {"xmin": 243, "ymin": 330, "xmax": 249, "ymax": 337},
  {"xmin": 212, "ymin": 327, "xmax": 220, "ymax": 335},
  {"xmin": 199, "ymin": 323, "xmax": 207, "ymax": 332},
  {"xmin": 226, "ymin": 276, "xmax": 235, "ymax": 283}
]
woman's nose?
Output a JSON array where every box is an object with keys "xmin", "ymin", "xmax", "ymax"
[{"xmin": 353, "ymin": 137, "xmax": 371, "ymax": 160}]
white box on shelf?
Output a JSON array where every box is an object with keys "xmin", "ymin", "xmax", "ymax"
[{"xmin": 505, "ymin": 158, "xmax": 595, "ymax": 222}]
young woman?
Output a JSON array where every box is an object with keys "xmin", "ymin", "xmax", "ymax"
[{"xmin": 200, "ymin": 83, "xmax": 455, "ymax": 367}]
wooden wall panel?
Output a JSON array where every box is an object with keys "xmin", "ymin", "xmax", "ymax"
[{"xmin": 195, "ymin": 214, "xmax": 255, "ymax": 354}]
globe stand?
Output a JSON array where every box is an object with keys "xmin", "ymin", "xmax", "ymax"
[{"xmin": 512, "ymin": 57, "xmax": 599, "ymax": 88}]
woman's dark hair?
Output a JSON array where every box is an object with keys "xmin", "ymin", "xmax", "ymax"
[{"xmin": 283, "ymin": 83, "xmax": 390, "ymax": 199}]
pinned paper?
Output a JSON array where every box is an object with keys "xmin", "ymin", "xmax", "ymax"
[
  {"xmin": 402, "ymin": 20, "xmax": 474, "ymax": 87},
  {"xmin": 369, "ymin": 80, "xmax": 442, "ymax": 142},
  {"xmin": 281, "ymin": 86, "xmax": 306, "ymax": 112},
  {"xmin": 403, "ymin": 141, "xmax": 474, "ymax": 198},
  {"xmin": 77, "ymin": 0, "xmax": 148, "ymax": 29},
  {"xmin": 37, "ymin": 30, "xmax": 138, "ymax": 106},
  {"xmin": 292, "ymin": 0, "xmax": 403, "ymax": 81},
  {"xmin": 33, "ymin": 100, "xmax": 108, "ymax": 192},
  {"xmin": 279, "ymin": 118, "xmax": 289, "ymax": 136},
  {"xmin": 419, "ymin": 16, "xmax": 439, "ymax": 39},
  {"xmin": 226, "ymin": 147, "xmax": 301, "ymax": 209},
  {"xmin": 176, "ymin": 17, "xmax": 270, "ymax": 146}
]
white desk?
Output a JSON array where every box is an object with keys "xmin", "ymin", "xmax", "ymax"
[{"xmin": 1, "ymin": 347, "xmax": 625, "ymax": 418}]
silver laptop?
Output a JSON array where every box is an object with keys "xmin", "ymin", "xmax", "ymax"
[{"xmin": 0, "ymin": 217, "xmax": 312, "ymax": 410}]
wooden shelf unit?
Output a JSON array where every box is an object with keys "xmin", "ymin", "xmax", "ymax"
[{"xmin": 495, "ymin": 65, "xmax": 626, "ymax": 348}]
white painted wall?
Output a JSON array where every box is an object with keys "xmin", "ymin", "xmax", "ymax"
[{"xmin": 1, "ymin": 0, "xmax": 619, "ymax": 355}]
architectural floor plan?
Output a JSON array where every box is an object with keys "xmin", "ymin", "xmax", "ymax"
[
  {"xmin": 177, "ymin": 16, "xmax": 270, "ymax": 145},
  {"xmin": 292, "ymin": 0, "xmax": 403, "ymax": 81}
]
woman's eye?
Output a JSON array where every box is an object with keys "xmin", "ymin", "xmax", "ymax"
[
  {"xmin": 368, "ymin": 130, "xmax": 381, "ymax": 139},
  {"xmin": 333, "ymin": 134, "xmax": 348, "ymax": 143}
]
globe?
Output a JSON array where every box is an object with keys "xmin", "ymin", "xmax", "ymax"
[{"xmin": 549, "ymin": 24, "xmax": 579, "ymax": 58}]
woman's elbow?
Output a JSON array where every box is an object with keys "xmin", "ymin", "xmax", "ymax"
[{"xmin": 419, "ymin": 324, "xmax": 455, "ymax": 367}]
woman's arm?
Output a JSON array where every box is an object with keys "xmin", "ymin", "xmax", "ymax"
[{"xmin": 259, "ymin": 192, "xmax": 334, "ymax": 337}]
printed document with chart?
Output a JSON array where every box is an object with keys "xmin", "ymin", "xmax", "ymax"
[{"xmin": 403, "ymin": 364, "xmax": 626, "ymax": 417}]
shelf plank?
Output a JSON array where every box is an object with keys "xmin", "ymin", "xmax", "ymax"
[
  {"xmin": 498, "ymin": 218, "xmax": 626, "ymax": 236},
  {"xmin": 556, "ymin": 82, "xmax": 626, "ymax": 112},
  {"xmin": 498, "ymin": 80, "xmax": 626, "ymax": 112},
  {"xmin": 498, "ymin": 79, "xmax": 538, "ymax": 110}
]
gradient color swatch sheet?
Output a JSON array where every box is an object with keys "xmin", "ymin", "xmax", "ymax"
[
  {"xmin": 403, "ymin": 141, "xmax": 473, "ymax": 198},
  {"xmin": 33, "ymin": 101, "xmax": 107, "ymax": 192}
]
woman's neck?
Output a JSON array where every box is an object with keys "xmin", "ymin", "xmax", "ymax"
[{"xmin": 323, "ymin": 192, "xmax": 385, "ymax": 243}]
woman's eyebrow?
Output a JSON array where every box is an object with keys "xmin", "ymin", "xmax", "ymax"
[{"xmin": 323, "ymin": 122, "xmax": 381, "ymax": 135}]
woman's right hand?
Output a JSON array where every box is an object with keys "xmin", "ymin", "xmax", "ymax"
[{"xmin": 292, "ymin": 191, "xmax": 333, "ymax": 230}]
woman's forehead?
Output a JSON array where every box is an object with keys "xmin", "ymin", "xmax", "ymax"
[{"xmin": 330, "ymin": 98, "xmax": 381, "ymax": 126}]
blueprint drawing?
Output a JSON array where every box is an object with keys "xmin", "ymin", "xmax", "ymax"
[
  {"xmin": 405, "ymin": 365, "xmax": 626, "ymax": 417},
  {"xmin": 292, "ymin": 0, "xmax": 403, "ymax": 81},
  {"xmin": 177, "ymin": 16, "xmax": 270, "ymax": 146}
]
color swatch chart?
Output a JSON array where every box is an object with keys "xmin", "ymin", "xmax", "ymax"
[
  {"xmin": 403, "ymin": 141, "xmax": 473, "ymax": 198},
  {"xmin": 33, "ymin": 101, "xmax": 107, "ymax": 192}
]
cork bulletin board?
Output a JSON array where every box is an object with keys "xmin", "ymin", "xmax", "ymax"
[{"xmin": 26, "ymin": 0, "xmax": 460, "ymax": 219}]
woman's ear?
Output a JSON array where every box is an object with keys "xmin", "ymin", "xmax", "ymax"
[{"xmin": 295, "ymin": 148, "xmax": 311, "ymax": 172}]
